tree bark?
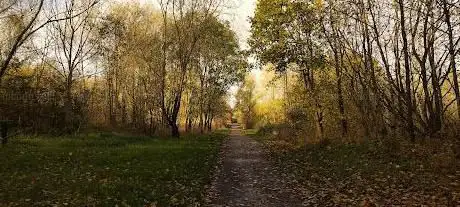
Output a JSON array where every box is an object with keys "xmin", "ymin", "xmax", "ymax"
[
  {"xmin": 398, "ymin": 0, "xmax": 416, "ymax": 141},
  {"xmin": 442, "ymin": 0, "xmax": 460, "ymax": 119}
]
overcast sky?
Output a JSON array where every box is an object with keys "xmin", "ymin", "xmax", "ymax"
[{"xmin": 221, "ymin": 0, "xmax": 256, "ymax": 49}]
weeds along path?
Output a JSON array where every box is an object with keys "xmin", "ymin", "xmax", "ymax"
[{"xmin": 206, "ymin": 124, "xmax": 307, "ymax": 206}]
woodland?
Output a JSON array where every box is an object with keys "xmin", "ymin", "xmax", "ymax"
[
  {"xmin": 236, "ymin": 0, "xmax": 460, "ymax": 205},
  {"xmin": 0, "ymin": 0, "xmax": 246, "ymax": 137},
  {"xmin": 0, "ymin": 0, "xmax": 459, "ymax": 206}
]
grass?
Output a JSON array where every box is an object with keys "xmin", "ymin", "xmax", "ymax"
[
  {"xmin": 251, "ymin": 130, "xmax": 460, "ymax": 205},
  {"xmin": 242, "ymin": 129, "xmax": 257, "ymax": 136},
  {"xmin": 0, "ymin": 130, "xmax": 227, "ymax": 206}
]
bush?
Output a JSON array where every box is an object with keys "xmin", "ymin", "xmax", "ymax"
[
  {"xmin": 257, "ymin": 124, "xmax": 275, "ymax": 136},
  {"xmin": 286, "ymin": 107, "xmax": 309, "ymax": 130}
]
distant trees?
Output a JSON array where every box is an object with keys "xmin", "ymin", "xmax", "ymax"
[
  {"xmin": 0, "ymin": 0, "xmax": 246, "ymax": 136},
  {"xmin": 250, "ymin": 0, "xmax": 460, "ymax": 141},
  {"xmin": 98, "ymin": 1, "xmax": 245, "ymax": 137},
  {"xmin": 99, "ymin": 4, "xmax": 165, "ymax": 133},
  {"xmin": 235, "ymin": 75, "xmax": 257, "ymax": 129},
  {"xmin": 194, "ymin": 16, "xmax": 246, "ymax": 132}
]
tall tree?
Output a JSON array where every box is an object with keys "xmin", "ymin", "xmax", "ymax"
[
  {"xmin": 159, "ymin": 0, "xmax": 224, "ymax": 137},
  {"xmin": 0, "ymin": 0, "xmax": 98, "ymax": 84},
  {"xmin": 46, "ymin": 0, "xmax": 98, "ymax": 131}
]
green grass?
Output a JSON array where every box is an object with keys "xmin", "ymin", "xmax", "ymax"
[
  {"xmin": 242, "ymin": 129, "xmax": 257, "ymax": 136},
  {"xmin": 0, "ymin": 131, "xmax": 227, "ymax": 206}
]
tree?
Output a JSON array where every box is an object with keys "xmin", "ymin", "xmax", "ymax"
[
  {"xmin": 99, "ymin": 3, "xmax": 164, "ymax": 133},
  {"xmin": 0, "ymin": 0, "xmax": 245, "ymax": 136},
  {"xmin": 235, "ymin": 75, "xmax": 257, "ymax": 129},
  {"xmin": 159, "ymin": 0, "xmax": 232, "ymax": 137},
  {"xmin": 249, "ymin": 0, "xmax": 460, "ymax": 141},
  {"xmin": 0, "ymin": 0, "xmax": 98, "ymax": 84},
  {"xmin": 45, "ymin": 0, "xmax": 98, "ymax": 132},
  {"xmin": 441, "ymin": 0, "xmax": 460, "ymax": 120},
  {"xmin": 195, "ymin": 17, "xmax": 246, "ymax": 132},
  {"xmin": 250, "ymin": 0, "xmax": 326, "ymax": 139}
]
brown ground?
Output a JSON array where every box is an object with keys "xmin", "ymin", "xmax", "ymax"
[{"xmin": 205, "ymin": 124, "xmax": 307, "ymax": 206}]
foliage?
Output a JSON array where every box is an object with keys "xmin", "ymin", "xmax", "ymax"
[
  {"xmin": 0, "ymin": 1, "xmax": 246, "ymax": 136},
  {"xmin": 249, "ymin": 0, "xmax": 322, "ymax": 72},
  {"xmin": 249, "ymin": 0, "xmax": 460, "ymax": 142},
  {"xmin": 234, "ymin": 75, "xmax": 257, "ymax": 129}
]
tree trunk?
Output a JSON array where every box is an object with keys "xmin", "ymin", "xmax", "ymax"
[
  {"xmin": 429, "ymin": 43, "xmax": 442, "ymax": 132},
  {"xmin": 399, "ymin": 0, "xmax": 416, "ymax": 141},
  {"xmin": 171, "ymin": 122, "xmax": 180, "ymax": 137},
  {"xmin": 187, "ymin": 118, "xmax": 192, "ymax": 132},
  {"xmin": 442, "ymin": 0, "xmax": 460, "ymax": 119},
  {"xmin": 1, "ymin": 122, "xmax": 8, "ymax": 145},
  {"xmin": 64, "ymin": 77, "xmax": 73, "ymax": 133},
  {"xmin": 335, "ymin": 51, "xmax": 347, "ymax": 137},
  {"xmin": 324, "ymin": 20, "xmax": 348, "ymax": 138}
]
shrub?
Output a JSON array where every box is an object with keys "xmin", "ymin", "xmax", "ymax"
[{"xmin": 286, "ymin": 107, "xmax": 309, "ymax": 131}]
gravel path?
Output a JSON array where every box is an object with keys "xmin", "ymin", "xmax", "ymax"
[{"xmin": 206, "ymin": 124, "xmax": 307, "ymax": 206}]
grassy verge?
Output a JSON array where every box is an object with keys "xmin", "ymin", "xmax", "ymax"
[
  {"xmin": 252, "ymin": 131, "xmax": 459, "ymax": 205},
  {"xmin": 242, "ymin": 129, "xmax": 257, "ymax": 136},
  {"xmin": 0, "ymin": 130, "xmax": 227, "ymax": 206}
]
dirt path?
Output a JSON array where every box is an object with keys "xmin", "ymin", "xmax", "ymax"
[{"xmin": 206, "ymin": 124, "xmax": 307, "ymax": 206}]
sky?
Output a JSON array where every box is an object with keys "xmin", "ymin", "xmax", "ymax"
[{"xmin": 221, "ymin": 0, "xmax": 257, "ymax": 50}]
